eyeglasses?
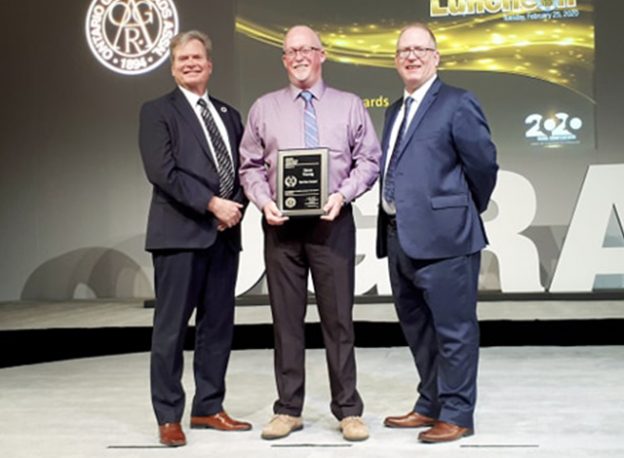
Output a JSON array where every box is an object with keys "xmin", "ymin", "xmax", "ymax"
[
  {"xmin": 396, "ymin": 46, "xmax": 436, "ymax": 60},
  {"xmin": 283, "ymin": 46, "xmax": 321, "ymax": 59}
]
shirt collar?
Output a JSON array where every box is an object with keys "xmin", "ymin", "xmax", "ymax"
[
  {"xmin": 178, "ymin": 85, "xmax": 210, "ymax": 107},
  {"xmin": 403, "ymin": 74, "xmax": 437, "ymax": 104},
  {"xmin": 288, "ymin": 80, "xmax": 326, "ymax": 102}
]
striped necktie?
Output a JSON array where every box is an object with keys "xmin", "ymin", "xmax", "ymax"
[
  {"xmin": 383, "ymin": 96, "xmax": 414, "ymax": 205},
  {"xmin": 300, "ymin": 90, "xmax": 319, "ymax": 147},
  {"xmin": 197, "ymin": 98, "xmax": 235, "ymax": 199}
]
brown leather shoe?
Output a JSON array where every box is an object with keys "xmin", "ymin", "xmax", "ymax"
[
  {"xmin": 159, "ymin": 422, "xmax": 186, "ymax": 447},
  {"xmin": 384, "ymin": 411, "xmax": 435, "ymax": 428},
  {"xmin": 190, "ymin": 411, "xmax": 252, "ymax": 431},
  {"xmin": 418, "ymin": 420, "xmax": 473, "ymax": 443}
]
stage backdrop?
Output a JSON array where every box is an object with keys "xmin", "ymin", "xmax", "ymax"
[{"xmin": 0, "ymin": 0, "xmax": 622, "ymax": 304}]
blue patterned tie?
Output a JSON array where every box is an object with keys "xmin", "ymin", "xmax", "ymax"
[
  {"xmin": 197, "ymin": 98, "xmax": 235, "ymax": 199},
  {"xmin": 300, "ymin": 90, "xmax": 319, "ymax": 147},
  {"xmin": 383, "ymin": 97, "xmax": 414, "ymax": 205}
]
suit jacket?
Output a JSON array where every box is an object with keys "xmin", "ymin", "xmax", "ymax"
[
  {"xmin": 139, "ymin": 88, "xmax": 245, "ymax": 252},
  {"xmin": 376, "ymin": 78, "xmax": 498, "ymax": 260}
]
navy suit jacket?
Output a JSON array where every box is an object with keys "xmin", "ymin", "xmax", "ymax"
[
  {"xmin": 376, "ymin": 78, "xmax": 498, "ymax": 260},
  {"xmin": 139, "ymin": 88, "xmax": 245, "ymax": 252}
]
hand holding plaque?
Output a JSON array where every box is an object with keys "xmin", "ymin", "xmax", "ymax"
[{"xmin": 277, "ymin": 148, "xmax": 328, "ymax": 216}]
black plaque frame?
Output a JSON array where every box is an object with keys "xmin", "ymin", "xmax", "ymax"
[{"xmin": 277, "ymin": 147, "xmax": 329, "ymax": 216}]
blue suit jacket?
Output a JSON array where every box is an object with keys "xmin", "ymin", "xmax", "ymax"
[
  {"xmin": 376, "ymin": 78, "xmax": 498, "ymax": 259},
  {"xmin": 139, "ymin": 88, "xmax": 245, "ymax": 251}
]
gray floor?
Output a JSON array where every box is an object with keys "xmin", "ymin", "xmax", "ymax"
[
  {"xmin": 1, "ymin": 299, "xmax": 624, "ymax": 457},
  {"xmin": 2, "ymin": 299, "xmax": 624, "ymax": 330},
  {"xmin": 1, "ymin": 346, "xmax": 624, "ymax": 457}
]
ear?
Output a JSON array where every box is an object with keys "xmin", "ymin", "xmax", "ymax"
[
  {"xmin": 319, "ymin": 49, "xmax": 327, "ymax": 64},
  {"xmin": 433, "ymin": 51, "xmax": 441, "ymax": 68}
]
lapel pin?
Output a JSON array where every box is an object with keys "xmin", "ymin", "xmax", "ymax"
[{"xmin": 220, "ymin": 106, "xmax": 227, "ymax": 113}]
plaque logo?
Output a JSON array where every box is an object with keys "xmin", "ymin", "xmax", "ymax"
[
  {"xmin": 284, "ymin": 176, "xmax": 298, "ymax": 188},
  {"xmin": 86, "ymin": 0, "xmax": 179, "ymax": 75}
]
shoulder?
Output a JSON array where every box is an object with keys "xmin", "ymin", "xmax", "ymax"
[
  {"xmin": 247, "ymin": 87, "xmax": 291, "ymax": 118},
  {"xmin": 140, "ymin": 88, "xmax": 178, "ymax": 113},
  {"xmin": 209, "ymin": 95, "xmax": 242, "ymax": 118},
  {"xmin": 436, "ymin": 80, "xmax": 475, "ymax": 103},
  {"xmin": 253, "ymin": 87, "xmax": 290, "ymax": 105},
  {"xmin": 323, "ymin": 86, "xmax": 362, "ymax": 104}
]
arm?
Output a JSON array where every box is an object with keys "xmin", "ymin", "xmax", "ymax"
[
  {"xmin": 322, "ymin": 97, "xmax": 381, "ymax": 221},
  {"xmin": 138, "ymin": 101, "xmax": 213, "ymax": 215},
  {"xmin": 451, "ymin": 92, "xmax": 499, "ymax": 213},
  {"xmin": 336, "ymin": 97, "xmax": 382, "ymax": 204},
  {"xmin": 239, "ymin": 100, "xmax": 288, "ymax": 225}
]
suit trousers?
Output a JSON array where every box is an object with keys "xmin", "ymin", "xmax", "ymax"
[
  {"xmin": 150, "ymin": 234, "xmax": 238, "ymax": 425},
  {"xmin": 387, "ymin": 223, "xmax": 480, "ymax": 430},
  {"xmin": 263, "ymin": 205, "xmax": 363, "ymax": 420}
]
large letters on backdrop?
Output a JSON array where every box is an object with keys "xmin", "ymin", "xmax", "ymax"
[
  {"xmin": 550, "ymin": 164, "xmax": 624, "ymax": 292},
  {"xmin": 235, "ymin": 165, "xmax": 624, "ymax": 295}
]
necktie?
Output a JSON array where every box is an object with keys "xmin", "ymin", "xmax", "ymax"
[
  {"xmin": 197, "ymin": 98, "xmax": 235, "ymax": 199},
  {"xmin": 383, "ymin": 97, "xmax": 414, "ymax": 205},
  {"xmin": 300, "ymin": 90, "xmax": 319, "ymax": 147}
]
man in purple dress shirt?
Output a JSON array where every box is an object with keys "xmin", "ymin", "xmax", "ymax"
[{"xmin": 239, "ymin": 25, "xmax": 381, "ymax": 442}]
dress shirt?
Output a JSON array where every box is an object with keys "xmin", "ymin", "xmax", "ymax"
[
  {"xmin": 381, "ymin": 74, "xmax": 438, "ymax": 215},
  {"xmin": 178, "ymin": 85, "xmax": 233, "ymax": 169},
  {"xmin": 239, "ymin": 80, "xmax": 381, "ymax": 211}
]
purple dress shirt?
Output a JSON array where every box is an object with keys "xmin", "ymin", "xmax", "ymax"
[{"xmin": 239, "ymin": 81, "xmax": 381, "ymax": 211}]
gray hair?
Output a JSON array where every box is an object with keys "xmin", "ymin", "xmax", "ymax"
[{"xmin": 169, "ymin": 30, "xmax": 213, "ymax": 62}]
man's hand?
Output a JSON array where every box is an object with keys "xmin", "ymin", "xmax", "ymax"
[
  {"xmin": 208, "ymin": 196, "xmax": 243, "ymax": 231},
  {"xmin": 321, "ymin": 192, "xmax": 344, "ymax": 221},
  {"xmin": 263, "ymin": 201, "xmax": 289, "ymax": 226}
]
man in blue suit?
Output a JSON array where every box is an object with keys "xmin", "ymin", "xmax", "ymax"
[
  {"xmin": 377, "ymin": 23, "xmax": 498, "ymax": 443},
  {"xmin": 139, "ymin": 30, "xmax": 251, "ymax": 447}
]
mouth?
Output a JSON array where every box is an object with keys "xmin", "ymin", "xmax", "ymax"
[{"xmin": 404, "ymin": 63, "xmax": 421, "ymax": 71}]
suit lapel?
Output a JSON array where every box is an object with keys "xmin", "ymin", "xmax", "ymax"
[
  {"xmin": 210, "ymin": 96, "xmax": 238, "ymax": 170},
  {"xmin": 170, "ymin": 88, "xmax": 217, "ymax": 169},
  {"xmin": 395, "ymin": 78, "xmax": 442, "ymax": 162}
]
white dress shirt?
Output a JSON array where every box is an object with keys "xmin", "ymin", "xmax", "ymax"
[
  {"xmin": 382, "ymin": 74, "xmax": 438, "ymax": 215},
  {"xmin": 178, "ymin": 85, "xmax": 233, "ymax": 170}
]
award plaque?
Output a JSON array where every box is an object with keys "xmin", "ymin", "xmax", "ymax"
[{"xmin": 277, "ymin": 148, "xmax": 329, "ymax": 216}]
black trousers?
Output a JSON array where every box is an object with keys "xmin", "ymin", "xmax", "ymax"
[
  {"xmin": 150, "ymin": 234, "xmax": 238, "ymax": 424},
  {"xmin": 263, "ymin": 205, "xmax": 363, "ymax": 420}
]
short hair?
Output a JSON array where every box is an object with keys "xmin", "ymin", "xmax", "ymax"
[
  {"xmin": 397, "ymin": 22, "xmax": 437, "ymax": 49},
  {"xmin": 169, "ymin": 30, "xmax": 212, "ymax": 62}
]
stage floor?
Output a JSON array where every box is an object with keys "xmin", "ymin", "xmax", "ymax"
[
  {"xmin": 1, "ymin": 346, "xmax": 623, "ymax": 457},
  {"xmin": 2, "ymin": 299, "xmax": 624, "ymax": 330}
]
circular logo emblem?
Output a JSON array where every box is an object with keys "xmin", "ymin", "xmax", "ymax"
[
  {"xmin": 285, "ymin": 198, "xmax": 297, "ymax": 209},
  {"xmin": 85, "ymin": 0, "xmax": 179, "ymax": 75},
  {"xmin": 284, "ymin": 176, "xmax": 298, "ymax": 188}
]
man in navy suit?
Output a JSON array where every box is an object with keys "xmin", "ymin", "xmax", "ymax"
[
  {"xmin": 139, "ymin": 30, "xmax": 251, "ymax": 447},
  {"xmin": 377, "ymin": 23, "xmax": 498, "ymax": 443}
]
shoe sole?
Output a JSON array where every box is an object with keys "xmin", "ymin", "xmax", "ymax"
[
  {"xmin": 419, "ymin": 430, "xmax": 473, "ymax": 443},
  {"xmin": 342, "ymin": 434, "xmax": 369, "ymax": 442},
  {"xmin": 384, "ymin": 421, "xmax": 435, "ymax": 428},
  {"xmin": 160, "ymin": 440, "xmax": 186, "ymax": 447},
  {"xmin": 190, "ymin": 424, "xmax": 252, "ymax": 431},
  {"xmin": 261, "ymin": 424, "xmax": 303, "ymax": 440}
]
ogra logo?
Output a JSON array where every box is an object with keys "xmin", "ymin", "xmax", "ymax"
[{"xmin": 85, "ymin": 0, "xmax": 179, "ymax": 75}]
